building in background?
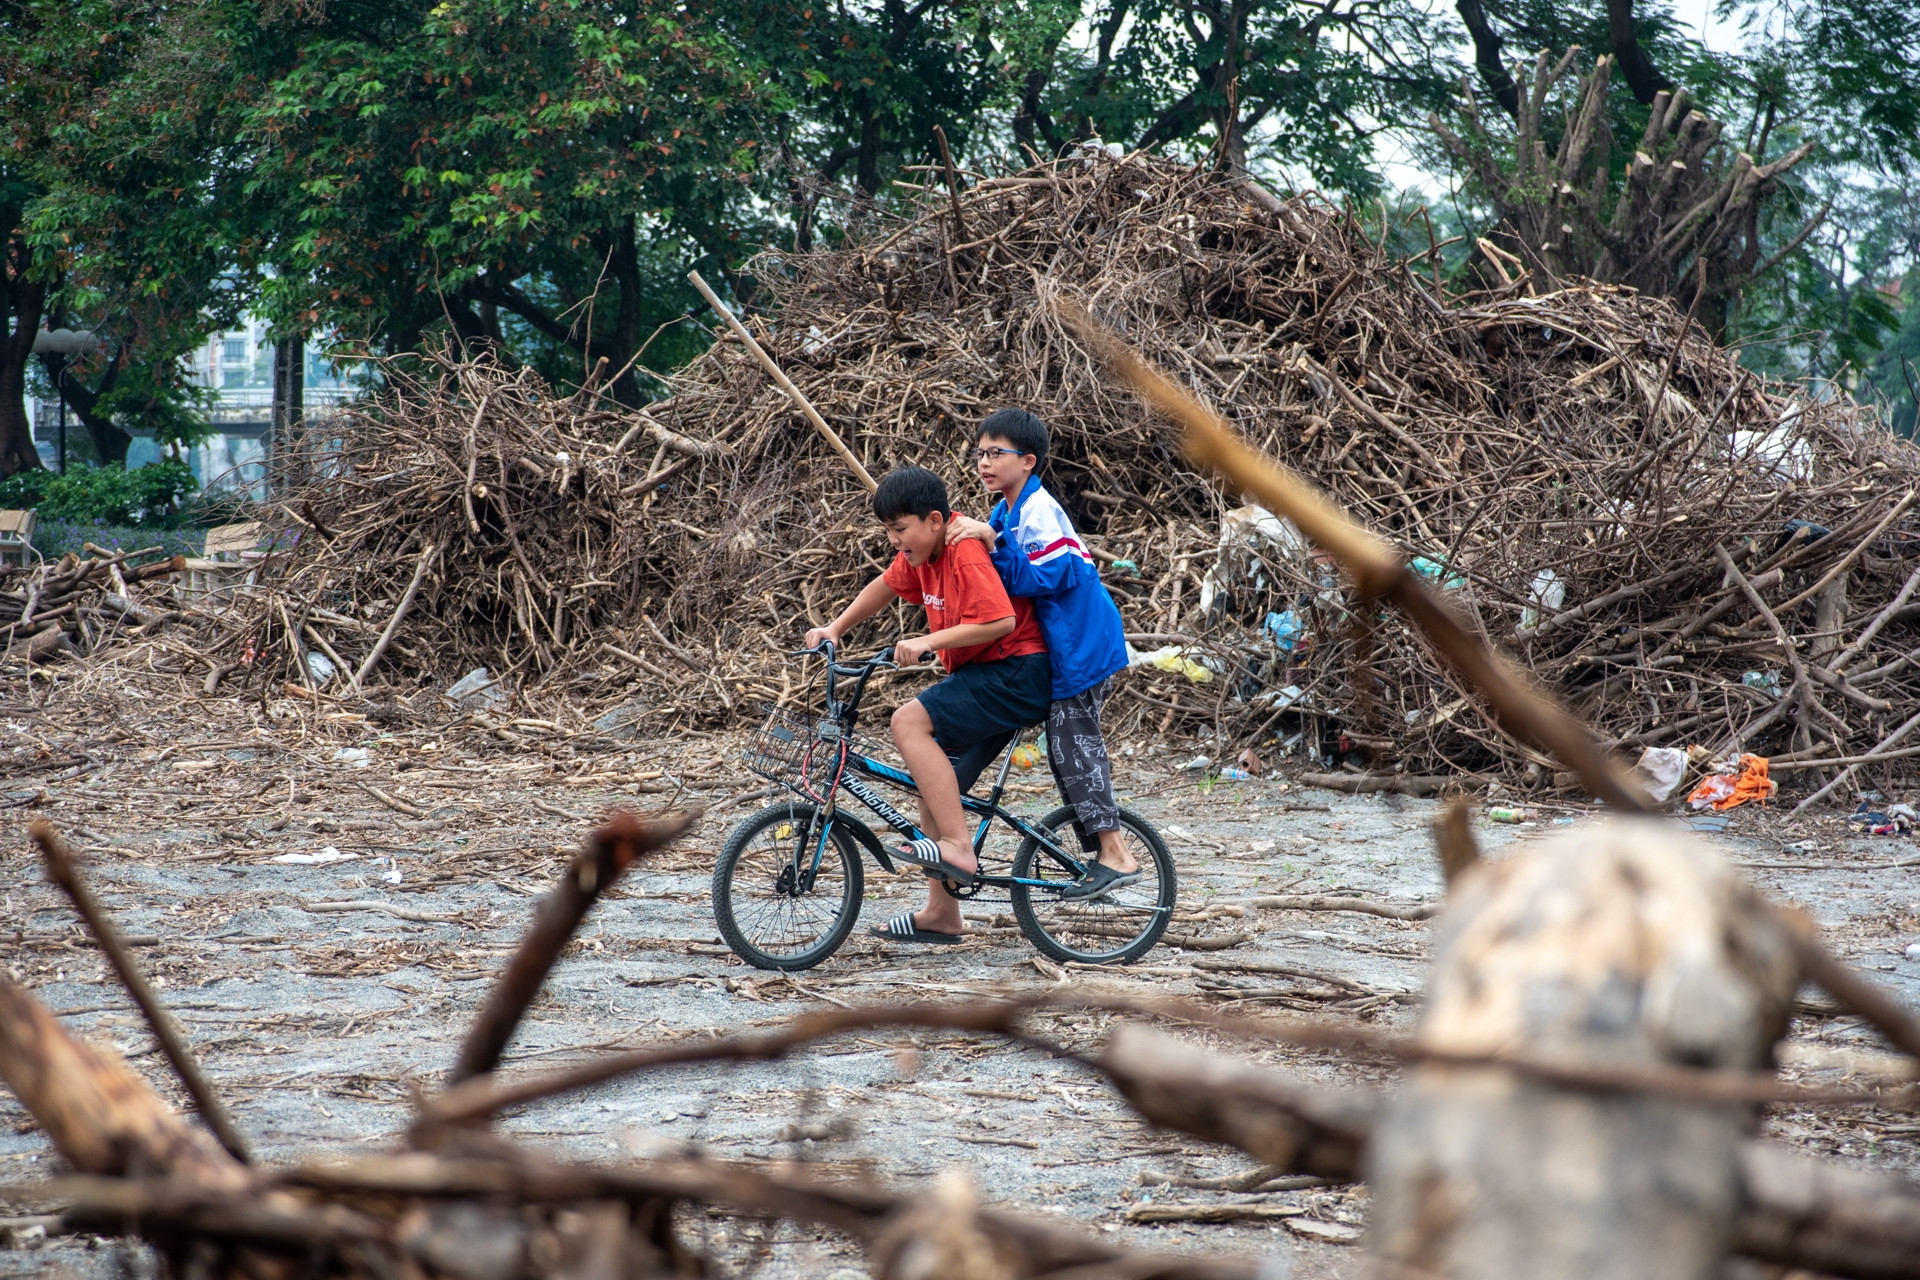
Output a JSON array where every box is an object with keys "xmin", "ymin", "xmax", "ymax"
[{"xmin": 31, "ymin": 319, "xmax": 362, "ymax": 495}]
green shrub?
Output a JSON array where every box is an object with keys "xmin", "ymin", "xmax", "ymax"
[{"xmin": 0, "ymin": 460, "xmax": 200, "ymax": 527}]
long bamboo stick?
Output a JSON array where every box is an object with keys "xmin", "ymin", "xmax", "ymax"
[{"xmin": 688, "ymin": 270, "xmax": 879, "ymax": 494}]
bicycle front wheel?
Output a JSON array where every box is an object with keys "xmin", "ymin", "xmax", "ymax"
[
  {"xmin": 712, "ymin": 801, "xmax": 865, "ymax": 970},
  {"xmin": 1009, "ymin": 806, "xmax": 1176, "ymax": 964}
]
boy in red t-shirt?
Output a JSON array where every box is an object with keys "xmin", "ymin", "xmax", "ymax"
[{"xmin": 805, "ymin": 466, "xmax": 1050, "ymax": 943}]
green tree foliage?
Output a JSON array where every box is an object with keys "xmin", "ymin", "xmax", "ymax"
[
  {"xmin": 1, "ymin": 0, "xmax": 238, "ymax": 475},
  {"xmin": 221, "ymin": 0, "xmax": 778, "ymax": 405},
  {"xmin": 7, "ymin": 0, "xmax": 1919, "ymax": 476},
  {"xmin": 0, "ymin": 457, "xmax": 198, "ymax": 525}
]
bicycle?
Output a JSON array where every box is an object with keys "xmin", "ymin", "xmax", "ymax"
[{"xmin": 711, "ymin": 640, "xmax": 1177, "ymax": 970}]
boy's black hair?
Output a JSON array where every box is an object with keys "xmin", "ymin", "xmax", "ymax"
[
  {"xmin": 978, "ymin": 407, "xmax": 1049, "ymax": 466},
  {"xmin": 873, "ymin": 466, "xmax": 951, "ymax": 522}
]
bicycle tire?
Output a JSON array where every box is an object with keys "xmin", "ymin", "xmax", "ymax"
[
  {"xmin": 712, "ymin": 801, "xmax": 865, "ymax": 971},
  {"xmin": 1009, "ymin": 805, "xmax": 1176, "ymax": 964}
]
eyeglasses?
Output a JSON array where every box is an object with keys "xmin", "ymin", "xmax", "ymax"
[{"xmin": 973, "ymin": 447, "xmax": 1029, "ymax": 462}]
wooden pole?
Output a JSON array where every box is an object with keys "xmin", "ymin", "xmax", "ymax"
[{"xmin": 687, "ymin": 270, "xmax": 879, "ymax": 494}]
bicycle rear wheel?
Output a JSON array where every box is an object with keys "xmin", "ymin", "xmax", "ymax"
[
  {"xmin": 1009, "ymin": 806, "xmax": 1175, "ymax": 964},
  {"xmin": 712, "ymin": 801, "xmax": 864, "ymax": 970}
]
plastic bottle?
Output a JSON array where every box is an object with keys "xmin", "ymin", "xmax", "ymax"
[
  {"xmin": 1488, "ymin": 807, "xmax": 1536, "ymax": 824},
  {"xmin": 1216, "ymin": 766, "xmax": 1254, "ymax": 781}
]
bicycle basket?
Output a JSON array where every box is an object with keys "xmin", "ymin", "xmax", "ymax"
[{"xmin": 743, "ymin": 704, "xmax": 823, "ymax": 784}]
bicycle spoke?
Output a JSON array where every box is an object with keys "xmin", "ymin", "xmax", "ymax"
[{"xmin": 729, "ymin": 823, "xmax": 849, "ymax": 959}]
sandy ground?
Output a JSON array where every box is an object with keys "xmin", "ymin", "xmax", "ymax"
[{"xmin": 2, "ymin": 675, "xmax": 1918, "ymax": 1277}]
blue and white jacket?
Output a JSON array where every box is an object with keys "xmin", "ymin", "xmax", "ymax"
[{"xmin": 987, "ymin": 477, "xmax": 1129, "ymax": 701}]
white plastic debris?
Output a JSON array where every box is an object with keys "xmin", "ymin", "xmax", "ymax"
[
  {"xmin": 1199, "ymin": 505, "xmax": 1309, "ymax": 618},
  {"xmin": 271, "ymin": 846, "xmax": 357, "ymax": 865},
  {"xmin": 305, "ymin": 650, "xmax": 336, "ymax": 686},
  {"xmin": 1176, "ymin": 755, "xmax": 1212, "ymax": 772},
  {"xmin": 331, "ymin": 746, "xmax": 371, "ymax": 769},
  {"xmin": 1906, "ymin": 942, "xmax": 1920, "ymax": 962},
  {"xmin": 446, "ymin": 666, "xmax": 506, "ymax": 710},
  {"xmin": 1519, "ymin": 569, "xmax": 1567, "ymax": 631},
  {"xmin": 1632, "ymin": 746, "xmax": 1690, "ymax": 803}
]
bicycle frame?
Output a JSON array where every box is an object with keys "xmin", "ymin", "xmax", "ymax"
[{"xmin": 775, "ymin": 642, "xmax": 1092, "ymax": 893}]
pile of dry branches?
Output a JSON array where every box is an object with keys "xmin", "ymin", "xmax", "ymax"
[
  {"xmin": 645, "ymin": 147, "xmax": 1920, "ymax": 782},
  {"xmin": 1, "ymin": 548, "xmax": 186, "ymax": 665},
  {"xmin": 27, "ymin": 149, "xmax": 1920, "ymax": 787}
]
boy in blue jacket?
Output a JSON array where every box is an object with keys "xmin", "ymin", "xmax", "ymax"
[{"xmin": 947, "ymin": 408, "xmax": 1138, "ymax": 900}]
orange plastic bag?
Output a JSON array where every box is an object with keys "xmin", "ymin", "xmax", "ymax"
[{"xmin": 1687, "ymin": 754, "xmax": 1776, "ymax": 812}]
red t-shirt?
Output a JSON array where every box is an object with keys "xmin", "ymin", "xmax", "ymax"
[{"xmin": 883, "ymin": 533, "xmax": 1046, "ymax": 673}]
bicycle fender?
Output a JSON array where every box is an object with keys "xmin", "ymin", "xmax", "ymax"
[{"xmin": 831, "ymin": 813, "xmax": 897, "ymax": 874}]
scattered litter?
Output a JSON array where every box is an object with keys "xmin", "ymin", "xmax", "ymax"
[
  {"xmin": 270, "ymin": 846, "xmax": 358, "ymax": 865},
  {"xmin": 1199, "ymin": 505, "xmax": 1308, "ymax": 619},
  {"xmin": 1906, "ymin": 943, "xmax": 1920, "ymax": 962},
  {"xmin": 1237, "ymin": 747, "xmax": 1266, "ymax": 777},
  {"xmin": 1687, "ymin": 755, "xmax": 1775, "ymax": 811},
  {"xmin": 1783, "ymin": 839, "xmax": 1820, "ymax": 853},
  {"xmin": 1685, "ymin": 815, "xmax": 1732, "ymax": 833},
  {"xmin": 1488, "ymin": 807, "xmax": 1537, "ymax": 824},
  {"xmin": 1176, "ymin": 756, "xmax": 1212, "ymax": 772},
  {"xmin": 1264, "ymin": 609, "xmax": 1303, "ymax": 652},
  {"xmin": 1216, "ymin": 767, "xmax": 1255, "ymax": 782},
  {"xmin": 330, "ymin": 747, "xmax": 372, "ymax": 769},
  {"xmin": 1740, "ymin": 670, "xmax": 1783, "ymax": 699},
  {"xmin": 1632, "ymin": 746, "xmax": 1690, "ymax": 803},
  {"xmin": 1010, "ymin": 744, "xmax": 1041, "ymax": 770},
  {"xmin": 1848, "ymin": 803, "xmax": 1913, "ymax": 836},
  {"xmin": 1251, "ymin": 684, "xmax": 1304, "ymax": 711},
  {"xmin": 304, "ymin": 651, "xmax": 336, "ymax": 686}
]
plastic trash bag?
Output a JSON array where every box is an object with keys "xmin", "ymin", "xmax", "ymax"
[
  {"xmin": 1632, "ymin": 746, "xmax": 1689, "ymax": 803},
  {"xmin": 1136, "ymin": 645, "xmax": 1216, "ymax": 683},
  {"xmin": 1686, "ymin": 754, "xmax": 1775, "ymax": 811},
  {"xmin": 1199, "ymin": 505, "xmax": 1308, "ymax": 618}
]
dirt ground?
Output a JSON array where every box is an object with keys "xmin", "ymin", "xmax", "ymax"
[{"xmin": 3, "ymin": 670, "xmax": 1918, "ymax": 1278}]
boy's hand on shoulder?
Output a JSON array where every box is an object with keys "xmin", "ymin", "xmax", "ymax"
[
  {"xmin": 893, "ymin": 635, "xmax": 937, "ymax": 666},
  {"xmin": 944, "ymin": 514, "xmax": 998, "ymax": 551}
]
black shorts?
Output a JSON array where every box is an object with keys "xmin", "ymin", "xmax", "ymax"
[{"xmin": 915, "ymin": 652, "xmax": 1052, "ymax": 794}]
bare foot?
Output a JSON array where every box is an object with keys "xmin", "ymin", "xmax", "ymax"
[{"xmin": 1095, "ymin": 830, "xmax": 1138, "ymax": 875}]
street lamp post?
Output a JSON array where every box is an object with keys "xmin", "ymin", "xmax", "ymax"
[{"xmin": 32, "ymin": 327, "xmax": 100, "ymax": 473}]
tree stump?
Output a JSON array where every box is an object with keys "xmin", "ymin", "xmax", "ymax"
[{"xmin": 1368, "ymin": 819, "xmax": 1800, "ymax": 1279}]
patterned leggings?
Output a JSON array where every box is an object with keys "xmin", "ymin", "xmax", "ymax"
[{"xmin": 1047, "ymin": 677, "xmax": 1120, "ymax": 851}]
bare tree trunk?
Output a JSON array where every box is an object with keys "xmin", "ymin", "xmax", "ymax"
[
  {"xmin": 1367, "ymin": 820, "xmax": 1801, "ymax": 1279},
  {"xmin": 0, "ymin": 350, "xmax": 42, "ymax": 478},
  {"xmin": 0, "ymin": 216, "xmax": 46, "ymax": 477}
]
